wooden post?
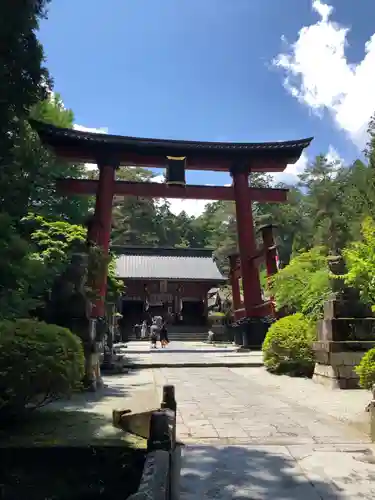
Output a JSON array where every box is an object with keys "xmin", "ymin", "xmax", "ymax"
[
  {"xmin": 160, "ymin": 385, "xmax": 176, "ymax": 448},
  {"xmin": 371, "ymin": 384, "xmax": 375, "ymax": 443},
  {"xmin": 160, "ymin": 386, "xmax": 177, "ymax": 500},
  {"xmin": 231, "ymin": 164, "xmax": 263, "ymax": 317},
  {"xmin": 90, "ymin": 162, "xmax": 117, "ymax": 318},
  {"xmin": 161, "ymin": 385, "xmax": 176, "ymax": 412},
  {"xmin": 147, "ymin": 411, "xmax": 172, "ymax": 452},
  {"xmin": 260, "ymin": 224, "xmax": 278, "ymax": 278},
  {"xmin": 259, "ymin": 224, "xmax": 278, "ymax": 316},
  {"xmin": 229, "ymin": 254, "xmax": 243, "ymax": 321}
]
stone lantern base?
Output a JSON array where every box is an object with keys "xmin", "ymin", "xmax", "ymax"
[
  {"xmin": 313, "ymin": 340, "xmax": 375, "ymax": 389},
  {"xmin": 312, "ymin": 300, "xmax": 375, "ymax": 389}
]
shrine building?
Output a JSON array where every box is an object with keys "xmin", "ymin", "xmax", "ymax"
[{"xmin": 113, "ymin": 246, "xmax": 226, "ymax": 331}]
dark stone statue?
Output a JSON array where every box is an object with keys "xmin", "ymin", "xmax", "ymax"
[
  {"xmin": 47, "ymin": 253, "xmax": 90, "ymax": 332},
  {"xmin": 46, "ymin": 253, "xmax": 102, "ymax": 390},
  {"xmin": 326, "ymin": 253, "xmax": 372, "ymax": 319},
  {"xmin": 327, "ymin": 254, "xmax": 358, "ymax": 301}
]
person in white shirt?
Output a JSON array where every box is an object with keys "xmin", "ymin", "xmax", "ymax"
[{"xmin": 141, "ymin": 320, "xmax": 147, "ymax": 339}]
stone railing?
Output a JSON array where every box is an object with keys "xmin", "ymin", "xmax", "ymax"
[{"xmin": 128, "ymin": 385, "xmax": 179, "ymax": 500}]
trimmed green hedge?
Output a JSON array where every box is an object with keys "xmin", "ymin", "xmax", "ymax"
[
  {"xmin": 355, "ymin": 348, "xmax": 375, "ymax": 390},
  {"xmin": 0, "ymin": 319, "xmax": 84, "ymax": 420},
  {"xmin": 262, "ymin": 313, "xmax": 316, "ymax": 377}
]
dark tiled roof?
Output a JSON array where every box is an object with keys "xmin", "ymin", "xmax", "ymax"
[
  {"xmin": 30, "ymin": 120, "xmax": 313, "ymax": 156},
  {"xmin": 115, "ymin": 249, "xmax": 226, "ymax": 282}
]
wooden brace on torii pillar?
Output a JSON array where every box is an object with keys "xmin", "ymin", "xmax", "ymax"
[{"xmin": 228, "ymin": 224, "xmax": 279, "ymax": 321}]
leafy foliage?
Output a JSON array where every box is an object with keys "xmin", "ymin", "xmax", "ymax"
[
  {"xmin": 270, "ymin": 247, "xmax": 331, "ymax": 319},
  {"xmin": 343, "ymin": 217, "xmax": 375, "ymax": 306},
  {"xmin": 24, "ymin": 214, "xmax": 123, "ymax": 304},
  {"xmin": 0, "ymin": 319, "xmax": 84, "ymax": 420},
  {"xmin": 0, "ymin": 0, "xmax": 52, "ymax": 217},
  {"xmin": 262, "ymin": 313, "xmax": 316, "ymax": 376},
  {"xmin": 0, "ymin": 214, "xmax": 46, "ymax": 320},
  {"xmin": 355, "ymin": 348, "xmax": 375, "ymax": 390}
]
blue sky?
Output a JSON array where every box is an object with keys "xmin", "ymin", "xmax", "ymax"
[{"xmin": 39, "ymin": 0, "xmax": 375, "ymax": 215}]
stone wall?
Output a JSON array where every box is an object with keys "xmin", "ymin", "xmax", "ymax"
[
  {"xmin": 312, "ymin": 296, "xmax": 375, "ymax": 390},
  {"xmin": 313, "ymin": 347, "xmax": 373, "ymax": 389}
]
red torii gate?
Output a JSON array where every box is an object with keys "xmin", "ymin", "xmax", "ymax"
[
  {"xmin": 229, "ymin": 224, "xmax": 279, "ymax": 321},
  {"xmin": 30, "ymin": 120, "xmax": 312, "ymax": 325}
]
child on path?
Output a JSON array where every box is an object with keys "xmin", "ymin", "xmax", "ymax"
[{"xmin": 150, "ymin": 321, "xmax": 159, "ymax": 348}]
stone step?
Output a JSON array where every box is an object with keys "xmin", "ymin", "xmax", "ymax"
[{"xmin": 126, "ymin": 334, "xmax": 209, "ymax": 342}]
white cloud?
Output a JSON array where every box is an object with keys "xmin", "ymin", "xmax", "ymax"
[
  {"xmin": 73, "ymin": 124, "xmax": 109, "ymax": 134},
  {"xmin": 325, "ymin": 144, "xmax": 342, "ymax": 165},
  {"xmin": 272, "ymin": 152, "xmax": 309, "ymax": 185},
  {"xmin": 74, "ymin": 124, "xmax": 109, "ymax": 170},
  {"xmin": 273, "ymin": 145, "xmax": 345, "ymax": 184},
  {"xmin": 273, "ymin": 0, "xmax": 375, "ymax": 148},
  {"xmin": 312, "ymin": 0, "xmax": 333, "ymax": 23}
]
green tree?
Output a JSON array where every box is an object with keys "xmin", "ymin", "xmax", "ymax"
[
  {"xmin": 112, "ymin": 167, "xmax": 160, "ymax": 246},
  {"xmin": 0, "ymin": 214, "xmax": 45, "ymax": 320},
  {"xmin": 26, "ymin": 95, "xmax": 90, "ymax": 223},
  {"xmin": 255, "ymin": 185, "xmax": 312, "ymax": 266},
  {"xmin": 270, "ymin": 247, "xmax": 331, "ymax": 319},
  {"xmin": 343, "ymin": 217, "xmax": 375, "ymax": 307},
  {"xmin": 24, "ymin": 214, "xmax": 123, "ymax": 303},
  {"xmin": 342, "ymin": 160, "xmax": 375, "ymax": 239},
  {"xmin": 0, "ymin": 0, "xmax": 51, "ymax": 217},
  {"xmin": 298, "ymin": 155, "xmax": 350, "ymax": 254},
  {"xmin": 365, "ymin": 114, "xmax": 375, "ymax": 170},
  {"xmin": 196, "ymin": 201, "xmax": 238, "ymax": 273}
]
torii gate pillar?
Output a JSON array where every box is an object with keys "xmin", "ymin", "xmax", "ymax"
[
  {"xmin": 231, "ymin": 163, "xmax": 264, "ymax": 317},
  {"xmin": 87, "ymin": 160, "xmax": 117, "ymax": 318}
]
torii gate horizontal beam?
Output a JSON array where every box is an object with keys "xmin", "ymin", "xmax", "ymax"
[{"xmin": 57, "ymin": 179, "xmax": 288, "ymax": 203}]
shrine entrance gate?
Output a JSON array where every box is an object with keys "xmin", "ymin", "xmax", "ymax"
[{"xmin": 31, "ymin": 120, "xmax": 312, "ymax": 340}]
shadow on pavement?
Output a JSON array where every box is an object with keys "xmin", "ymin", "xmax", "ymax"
[{"xmin": 180, "ymin": 445, "xmax": 344, "ymax": 499}]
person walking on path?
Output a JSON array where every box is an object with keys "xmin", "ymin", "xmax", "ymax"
[
  {"xmin": 159, "ymin": 317, "xmax": 169, "ymax": 348},
  {"xmin": 140, "ymin": 320, "xmax": 148, "ymax": 339},
  {"xmin": 150, "ymin": 316, "xmax": 161, "ymax": 348}
]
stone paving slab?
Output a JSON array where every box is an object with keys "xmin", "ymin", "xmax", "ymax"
[
  {"xmin": 47, "ymin": 345, "xmax": 375, "ymax": 497},
  {"xmin": 153, "ymin": 367, "xmax": 370, "ymax": 445},
  {"xmin": 153, "ymin": 365, "xmax": 375, "ymax": 498},
  {"xmin": 121, "ymin": 341, "xmax": 264, "ymax": 367},
  {"xmin": 180, "ymin": 444, "xmax": 375, "ymax": 499},
  {"xmin": 231, "ymin": 367, "xmax": 371, "ymax": 435},
  {"xmin": 48, "ymin": 369, "xmax": 157, "ymax": 417}
]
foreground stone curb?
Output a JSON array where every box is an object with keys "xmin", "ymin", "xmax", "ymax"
[
  {"xmin": 128, "ymin": 450, "xmax": 169, "ymax": 500},
  {"xmin": 117, "ymin": 385, "xmax": 179, "ymax": 499}
]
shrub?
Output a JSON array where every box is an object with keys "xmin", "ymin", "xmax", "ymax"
[
  {"xmin": 270, "ymin": 247, "xmax": 330, "ymax": 320},
  {"xmin": 0, "ymin": 319, "xmax": 85, "ymax": 420},
  {"xmin": 262, "ymin": 313, "xmax": 316, "ymax": 377},
  {"xmin": 355, "ymin": 348, "xmax": 375, "ymax": 390}
]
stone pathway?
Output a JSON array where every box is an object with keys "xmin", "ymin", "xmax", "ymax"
[
  {"xmin": 153, "ymin": 367, "xmax": 369, "ymax": 445},
  {"xmin": 121, "ymin": 341, "xmax": 263, "ymax": 367},
  {"xmin": 47, "ymin": 342, "xmax": 375, "ymax": 497},
  {"xmin": 151, "ymin": 364, "xmax": 375, "ymax": 499}
]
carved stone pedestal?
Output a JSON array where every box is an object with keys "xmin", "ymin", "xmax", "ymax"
[
  {"xmin": 312, "ymin": 298, "xmax": 375, "ymax": 389},
  {"xmin": 232, "ymin": 316, "xmax": 274, "ymax": 350}
]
